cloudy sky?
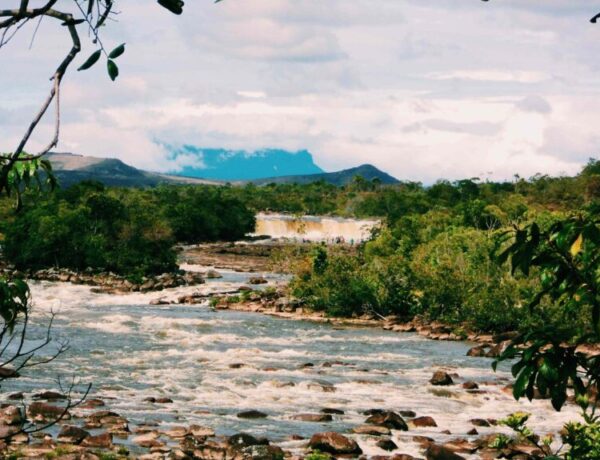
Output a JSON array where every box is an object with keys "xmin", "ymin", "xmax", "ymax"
[{"xmin": 1, "ymin": 0, "xmax": 600, "ymax": 182}]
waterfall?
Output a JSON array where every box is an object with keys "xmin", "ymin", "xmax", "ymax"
[{"xmin": 253, "ymin": 213, "xmax": 379, "ymax": 242}]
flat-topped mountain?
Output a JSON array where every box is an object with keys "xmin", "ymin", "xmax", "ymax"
[
  {"xmin": 46, "ymin": 152, "xmax": 398, "ymax": 188},
  {"xmin": 169, "ymin": 147, "xmax": 324, "ymax": 181}
]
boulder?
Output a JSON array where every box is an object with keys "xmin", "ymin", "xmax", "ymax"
[
  {"xmin": 27, "ymin": 402, "xmax": 70, "ymax": 421},
  {"xmin": 248, "ymin": 277, "xmax": 268, "ymax": 285},
  {"xmin": 425, "ymin": 444, "xmax": 466, "ymax": 460},
  {"xmin": 57, "ymin": 425, "xmax": 90, "ymax": 444},
  {"xmin": 412, "ymin": 416, "xmax": 437, "ymax": 427},
  {"xmin": 365, "ymin": 411, "xmax": 408, "ymax": 431},
  {"xmin": 242, "ymin": 444, "xmax": 285, "ymax": 460},
  {"xmin": 466, "ymin": 346, "xmax": 487, "ymax": 357},
  {"xmin": 81, "ymin": 432, "xmax": 113, "ymax": 449},
  {"xmin": 33, "ymin": 391, "xmax": 67, "ymax": 401},
  {"xmin": 430, "ymin": 371, "xmax": 454, "ymax": 386},
  {"xmin": 0, "ymin": 367, "xmax": 20, "ymax": 379},
  {"xmin": 309, "ymin": 432, "xmax": 362, "ymax": 455},
  {"xmin": 462, "ymin": 381, "xmax": 479, "ymax": 390},
  {"xmin": 376, "ymin": 438, "xmax": 398, "ymax": 451},
  {"xmin": 228, "ymin": 433, "xmax": 269, "ymax": 450}
]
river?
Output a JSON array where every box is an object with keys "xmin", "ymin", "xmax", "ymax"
[{"xmin": 2, "ymin": 265, "xmax": 578, "ymax": 458}]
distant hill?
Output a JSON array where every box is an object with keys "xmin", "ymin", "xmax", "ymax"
[
  {"xmin": 167, "ymin": 147, "xmax": 324, "ymax": 181},
  {"xmin": 47, "ymin": 153, "xmax": 398, "ymax": 188},
  {"xmin": 47, "ymin": 153, "xmax": 218, "ymax": 188},
  {"xmin": 250, "ymin": 164, "xmax": 399, "ymax": 186}
]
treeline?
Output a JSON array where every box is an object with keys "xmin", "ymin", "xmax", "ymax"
[
  {"xmin": 289, "ymin": 159, "xmax": 600, "ymax": 334},
  {"xmin": 224, "ymin": 159, "xmax": 600, "ymax": 219},
  {"xmin": 0, "ymin": 182, "xmax": 255, "ymax": 276}
]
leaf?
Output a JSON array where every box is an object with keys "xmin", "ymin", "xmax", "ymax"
[
  {"xmin": 77, "ymin": 50, "xmax": 102, "ymax": 71},
  {"xmin": 109, "ymin": 43, "xmax": 126, "ymax": 59},
  {"xmin": 157, "ymin": 0, "xmax": 184, "ymax": 14},
  {"xmin": 107, "ymin": 59, "xmax": 119, "ymax": 81},
  {"xmin": 570, "ymin": 233, "xmax": 583, "ymax": 257},
  {"xmin": 513, "ymin": 366, "xmax": 534, "ymax": 400}
]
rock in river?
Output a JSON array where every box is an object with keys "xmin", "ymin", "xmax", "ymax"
[
  {"xmin": 237, "ymin": 410, "xmax": 268, "ymax": 419},
  {"xmin": 309, "ymin": 432, "xmax": 362, "ymax": 455},
  {"xmin": 425, "ymin": 444, "xmax": 466, "ymax": 460},
  {"xmin": 430, "ymin": 371, "xmax": 454, "ymax": 386},
  {"xmin": 412, "ymin": 416, "xmax": 438, "ymax": 428},
  {"xmin": 365, "ymin": 411, "xmax": 408, "ymax": 431}
]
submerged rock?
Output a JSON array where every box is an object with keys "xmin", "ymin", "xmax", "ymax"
[
  {"xmin": 33, "ymin": 391, "xmax": 66, "ymax": 401},
  {"xmin": 430, "ymin": 371, "xmax": 454, "ymax": 386},
  {"xmin": 376, "ymin": 438, "xmax": 398, "ymax": 451},
  {"xmin": 57, "ymin": 425, "xmax": 90, "ymax": 444},
  {"xmin": 291, "ymin": 413, "xmax": 332, "ymax": 422},
  {"xmin": 206, "ymin": 270, "xmax": 223, "ymax": 279},
  {"xmin": 352, "ymin": 425, "xmax": 391, "ymax": 436},
  {"xmin": 309, "ymin": 432, "xmax": 362, "ymax": 455},
  {"xmin": 321, "ymin": 408, "xmax": 345, "ymax": 415},
  {"xmin": 237, "ymin": 410, "xmax": 268, "ymax": 419}
]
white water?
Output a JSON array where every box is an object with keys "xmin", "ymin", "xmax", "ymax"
[
  {"xmin": 1, "ymin": 268, "xmax": 577, "ymax": 458},
  {"xmin": 254, "ymin": 213, "xmax": 379, "ymax": 242}
]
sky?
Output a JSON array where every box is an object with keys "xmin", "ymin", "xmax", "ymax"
[{"xmin": 1, "ymin": 0, "xmax": 600, "ymax": 183}]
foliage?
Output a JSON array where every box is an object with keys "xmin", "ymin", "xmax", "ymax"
[
  {"xmin": 305, "ymin": 451, "xmax": 333, "ymax": 460},
  {"xmin": 563, "ymin": 421, "xmax": 600, "ymax": 460},
  {"xmin": 1, "ymin": 183, "xmax": 255, "ymax": 276},
  {"xmin": 493, "ymin": 213, "xmax": 600, "ymax": 411}
]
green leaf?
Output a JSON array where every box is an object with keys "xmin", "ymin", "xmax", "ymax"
[
  {"xmin": 109, "ymin": 43, "xmax": 126, "ymax": 59},
  {"xmin": 107, "ymin": 59, "xmax": 119, "ymax": 81},
  {"xmin": 157, "ymin": 0, "xmax": 184, "ymax": 14},
  {"xmin": 77, "ymin": 50, "xmax": 102, "ymax": 71},
  {"xmin": 513, "ymin": 366, "xmax": 534, "ymax": 400}
]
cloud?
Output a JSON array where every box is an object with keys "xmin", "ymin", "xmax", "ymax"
[
  {"xmin": 516, "ymin": 95, "xmax": 552, "ymax": 114},
  {"xmin": 1, "ymin": 0, "xmax": 599, "ymax": 182}
]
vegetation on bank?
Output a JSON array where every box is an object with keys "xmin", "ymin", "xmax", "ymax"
[
  {"xmin": 0, "ymin": 181, "xmax": 255, "ymax": 276},
  {"xmin": 289, "ymin": 159, "xmax": 600, "ymax": 334}
]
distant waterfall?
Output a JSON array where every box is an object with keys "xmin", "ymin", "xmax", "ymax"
[{"xmin": 253, "ymin": 213, "xmax": 380, "ymax": 242}]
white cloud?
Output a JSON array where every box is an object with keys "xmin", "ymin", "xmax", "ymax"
[{"xmin": 1, "ymin": 0, "xmax": 600, "ymax": 181}]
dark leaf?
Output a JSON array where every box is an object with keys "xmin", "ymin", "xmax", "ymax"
[
  {"xmin": 107, "ymin": 59, "xmax": 119, "ymax": 81},
  {"xmin": 77, "ymin": 50, "xmax": 102, "ymax": 71}
]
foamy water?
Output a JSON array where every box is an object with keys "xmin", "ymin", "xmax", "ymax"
[
  {"xmin": 254, "ymin": 213, "xmax": 379, "ymax": 242},
  {"xmin": 2, "ymin": 275, "xmax": 577, "ymax": 458}
]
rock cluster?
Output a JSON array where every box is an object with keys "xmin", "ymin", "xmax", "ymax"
[{"xmin": 1, "ymin": 266, "xmax": 205, "ymax": 293}]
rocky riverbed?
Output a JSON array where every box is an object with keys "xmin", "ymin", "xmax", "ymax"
[{"xmin": 0, "ymin": 244, "xmax": 584, "ymax": 459}]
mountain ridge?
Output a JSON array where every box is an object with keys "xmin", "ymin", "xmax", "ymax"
[{"xmin": 46, "ymin": 152, "xmax": 399, "ymax": 187}]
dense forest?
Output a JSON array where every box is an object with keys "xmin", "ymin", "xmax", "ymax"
[{"xmin": 290, "ymin": 159, "xmax": 600, "ymax": 334}]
